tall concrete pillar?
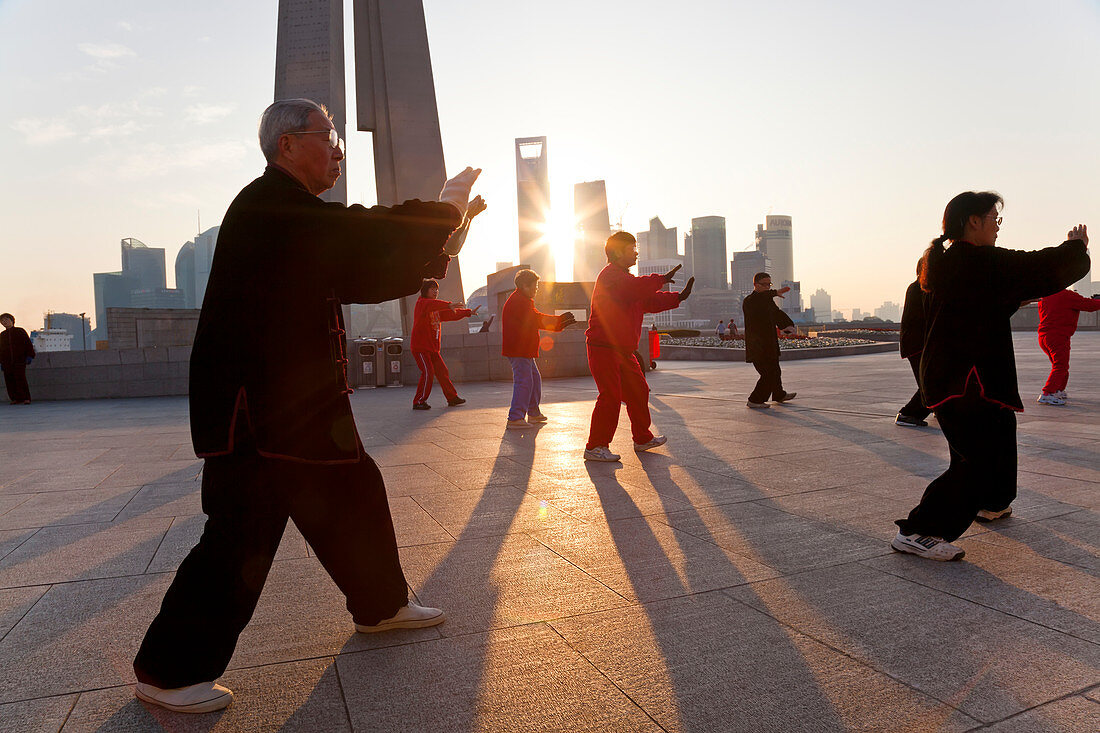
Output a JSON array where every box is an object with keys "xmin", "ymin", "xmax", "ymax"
[{"xmin": 354, "ymin": 0, "xmax": 465, "ymax": 334}]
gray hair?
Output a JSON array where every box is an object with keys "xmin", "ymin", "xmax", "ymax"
[{"xmin": 258, "ymin": 98, "xmax": 331, "ymax": 163}]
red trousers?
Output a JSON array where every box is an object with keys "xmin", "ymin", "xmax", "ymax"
[
  {"xmin": 586, "ymin": 346, "xmax": 654, "ymax": 450},
  {"xmin": 1038, "ymin": 334, "xmax": 1070, "ymax": 394},
  {"xmin": 412, "ymin": 351, "xmax": 457, "ymax": 404}
]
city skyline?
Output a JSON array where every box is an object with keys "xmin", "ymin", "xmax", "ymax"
[{"xmin": 1, "ymin": 0, "xmax": 1097, "ymax": 330}]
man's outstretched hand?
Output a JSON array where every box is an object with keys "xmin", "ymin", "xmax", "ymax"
[
  {"xmin": 663, "ymin": 264, "xmax": 682, "ymax": 283},
  {"xmin": 777, "ymin": 286, "xmax": 791, "ymax": 295},
  {"xmin": 678, "ymin": 276, "xmax": 695, "ymax": 302},
  {"xmin": 439, "ymin": 166, "xmax": 482, "ymax": 217},
  {"xmin": 559, "ymin": 312, "xmax": 578, "ymax": 329},
  {"xmin": 1068, "ymin": 224, "xmax": 1088, "ymax": 247},
  {"xmin": 466, "ymin": 195, "xmax": 487, "ymax": 220}
]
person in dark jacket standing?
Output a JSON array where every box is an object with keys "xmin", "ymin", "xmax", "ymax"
[
  {"xmin": 133, "ymin": 98, "xmax": 482, "ymax": 713},
  {"xmin": 742, "ymin": 273, "xmax": 796, "ymax": 408},
  {"xmin": 895, "ymin": 263, "xmax": 932, "ymax": 427},
  {"xmin": 892, "ymin": 191, "xmax": 1089, "ymax": 562},
  {"xmin": 0, "ymin": 313, "xmax": 34, "ymax": 404}
]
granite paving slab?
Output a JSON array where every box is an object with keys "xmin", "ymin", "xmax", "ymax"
[
  {"xmin": 0, "ymin": 585, "xmax": 49, "ymax": 640},
  {"xmin": 145, "ymin": 514, "xmax": 308, "ymax": 574},
  {"xmin": 113, "ymin": 482, "xmax": 202, "ymax": 521},
  {"xmin": 0, "ymin": 517, "xmax": 171, "ymax": 588},
  {"xmin": 725, "ymin": 563, "xmax": 1100, "ymax": 723},
  {"xmin": 960, "ymin": 512, "xmax": 1100, "ymax": 574},
  {"xmin": 549, "ymin": 592, "xmax": 979, "ymax": 732},
  {"xmin": 388, "ymin": 495, "xmax": 454, "ymax": 545},
  {"xmin": 0, "ymin": 694, "xmax": 77, "ymax": 733},
  {"xmin": 398, "ymin": 534, "xmax": 629, "ymax": 636},
  {"xmin": 95, "ymin": 461, "xmax": 202, "ymax": 489},
  {"xmin": 981, "ymin": 694, "xmax": 1100, "ymax": 732},
  {"xmin": 0, "ymin": 487, "xmax": 141, "ymax": 531},
  {"xmin": 412, "ymin": 485, "xmax": 578, "ymax": 539},
  {"xmin": 337, "ymin": 623, "xmax": 661, "ymax": 733},
  {"xmin": 422, "ymin": 456, "xmax": 534, "ymax": 489},
  {"xmin": 61, "ymin": 658, "xmax": 351, "ymax": 732},
  {"xmin": 0, "ymin": 464, "xmax": 123, "ymax": 496}
]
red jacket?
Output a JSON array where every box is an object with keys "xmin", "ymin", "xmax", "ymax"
[
  {"xmin": 1038, "ymin": 289, "xmax": 1100, "ymax": 339},
  {"xmin": 502, "ymin": 290, "xmax": 566, "ymax": 358},
  {"xmin": 586, "ymin": 264, "xmax": 682, "ymax": 353},
  {"xmin": 411, "ymin": 297, "xmax": 471, "ymax": 353}
]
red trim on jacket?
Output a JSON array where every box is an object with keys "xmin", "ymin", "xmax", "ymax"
[{"xmin": 925, "ymin": 365, "xmax": 1023, "ymax": 413}]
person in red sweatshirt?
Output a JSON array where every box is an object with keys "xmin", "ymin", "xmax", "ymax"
[
  {"xmin": 501, "ymin": 269, "xmax": 577, "ymax": 429},
  {"xmin": 584, "ymin": 232, "xmax": 694, "ymax": 461},
  {"xmin": 1036, "ymin": 288, "xmax": 1100, "ymax": 405},
  {"xmin": 410, "ymin": 279, "xmax": 477, "ymax": 409}
]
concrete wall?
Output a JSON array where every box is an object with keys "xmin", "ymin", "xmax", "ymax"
[
  {"xmin": 107, "ymin": 308, "xmax": 200, "ymax": 350},
  {"xmin": 4, "ymin": 347, "xmax": 191, "ymax": 401},
  {"xmin": 5, "ymin": 327, "xmax": 605, "ymax": 401}
]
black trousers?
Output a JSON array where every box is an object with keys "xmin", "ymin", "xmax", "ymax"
[
  {"xmin": 897, "ymin": 356, "xmax": 931, "ymax": 419},
  {"xmin": 133, "ymin": 437, "xmax": 409, "ymax": 689},
  {"xmin": 895, "ymin": 383, "xmax": 1017, "ymax": 542},
  {"xmin": 3, "ymin": 364, "xmax": 30, "ymax": 403},
  {"xmin": 748, "ymin": 359, "xmax": 786, "ymax": 403}
]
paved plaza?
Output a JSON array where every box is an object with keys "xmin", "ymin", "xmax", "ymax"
[{"xmin": 0, "ymin": 333, "xmax": 1097, "ymax": 732}]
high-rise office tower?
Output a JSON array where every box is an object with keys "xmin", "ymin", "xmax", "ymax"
[
  {"xmin": 121, "ymin": 238, "xmax": 166, "ymax": 291},
  {"xmin": 573, "ymin": 180, "xmax": 610, "ymax": 282},
  {"xmin": 175, "ymin": 242, "xmax": 196, "ymax": 308},
  {"xmin": 780, "ymin": 280, "xmax": 802, "ymax": 316},
  {"xmin": 637, "ymin": 217, "xmax": 677, "ymax": 262},
  {"xmin": 193, "ymin": 226, "xmax": 219, "ymax": 306},
  {"xmin": 689, "ymin": 216, "xmax": 727, "ymax": 290},
  {"xmin": 810, "ymin": 288, "xmax": 832, "ymax": 320},
  {"xmin": 516, "ymin": 136, "xmax": 553, "ymax": 279},
  {"xmin": 495, "ymin": 261, "xmax": 514, "ymax": 272},
  {"xmin": 754, "ymin": 215, "xmax": 794, "ymax": 287},
  {"xmin": 731, "ymin": 250, "xmax": 770, "ymax": 296}
]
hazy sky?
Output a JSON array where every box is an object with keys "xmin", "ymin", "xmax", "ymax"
[{"xmin": 1, "ymin": 0, "xmax": 1097, "ymax": 330}]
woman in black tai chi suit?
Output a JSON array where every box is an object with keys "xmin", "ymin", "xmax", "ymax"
[{"xmin": 892, "ymin": 191, "xmax": 1089, "ymax": 561}]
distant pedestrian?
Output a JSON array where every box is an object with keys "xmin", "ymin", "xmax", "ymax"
[
  {"xmin": 728, "ymin": 319, "xmax": 740, "ymax": 339},
  {"xmin": 1035, "ymin": 288, "xmax": 1100, "ymax": 405},
  {"xmin": 0, "ymin": 313, "xmax": 34, "ymax": 404},
  {"xmin": 501, "ymin": 269, "xmax": 576, "ymax": 429},
  {"xmin": 895, "ymin": 261, "xmax": 932, "ymax": 427},
  {"xmin": 892, "ymin": 191, "xmax": 1089, "ymax": 562},
  {"xmin": 133, "ymin": 98, "xmax": 482, "ymax": 714},
  {"xmin": 742, "ymin": 273, "xmax": 796, "ymax": 408},
  {"xmin": 411, "ymin": 279, "xmax": 478, "ymax": 409},
  {"xmin": 715, "ymin": 320, "xmax": 728, "ymax": 339},
  {"xmin": 584, "ymin": 232, "xmax": 693, "ymax": 461}
]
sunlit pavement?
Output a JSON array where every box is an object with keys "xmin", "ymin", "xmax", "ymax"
[{"xmin": 0, "ymin": 333, "xmax": 1097, "ymax": 731}]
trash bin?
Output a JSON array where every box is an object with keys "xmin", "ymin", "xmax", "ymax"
[
  {"xmin": 381, "ymin": 337, "xmax": 404, "ymax": 387},
  {"xmin": 355, "ymin": 338, "xmax": 378, "ymax": 388}
]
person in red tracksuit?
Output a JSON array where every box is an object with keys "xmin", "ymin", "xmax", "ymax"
[
  {"xmin": 1036, "ymin": 288, "xmax": 1100, "ymax": 405},
  {"xmin": 584, "ymin": 232, "xmax": 694, "ymax": 462},
  {"xmin": 411, "ymin": 279, "xmax": 477, "ymax": 409}
]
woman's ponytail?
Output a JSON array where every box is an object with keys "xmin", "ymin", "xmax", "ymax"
[{"xmin": 919, "ymin": 235, "xmax": 947, "ymax": 292}]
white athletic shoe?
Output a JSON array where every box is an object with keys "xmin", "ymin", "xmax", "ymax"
[
  {"xmin": 583, "ymin": 446, "xmax": 622, "ymax": 462},
  {"xmin": 355, "ymin": 601, "xmax": 445, "ymax": 633},
  {"xmin": 634, "ymin": 435, "xmax": 668, "ymax": 452},
  {"xmin": 135, "ymin": 681, "xmax": 234, "ymax": 713},
  {"xmin": 1054, "ymin": 390, "xmax": 1068, "ymax": 400},
  {"xmin": 891, "ymin": 531, "xmax": 965, "ymax": 561},
  {"xmin": 976, "ymin": 506, "xmax": 1012, "ymax": 522},
  {"xmin": 1037, "ymin": 393, "xmax": 1066, "ymax": 406}
]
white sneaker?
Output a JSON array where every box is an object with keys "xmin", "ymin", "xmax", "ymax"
[
  {"xmin": 355, "ymin": 601, "xmax": 445, "ymax": 633},
  {"xmin": 506, "ymin": 419, "xmax": 535, "ymax": 430},
  {"xmin": 634, "ymin": 435, "xmax": 668, "ymax": 452},
  {"xmin": 1054, "ymin": 390, "xmax": 1068, "ymax": 400},
  {"xmin": 746, "ymin": 401, "xmax": 770, "ymax": 409},
  {"xmin": 1037, "ymin": 393, "xmax": 1066, "ymax": 406},
  {"xmin": 583, "ymin": 446, "xmax": 621, "ymax": 462},
  {"xmin": 527, "ymin": 413, "xmax": 549, "ymax": 423},
  {"xmin": 135, "ymin": 681, "xmax": 234, "ymax": 713},
  {"xmin": 975, "ymin": 506, "xmax": 1012, "ymax": 522},
  {"xmin": 891, "ymin": 531, "xmax": 965, "ymax": 561}
]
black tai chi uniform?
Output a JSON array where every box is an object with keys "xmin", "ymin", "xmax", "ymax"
[
  {"xmin": 0, "ymin": 326, "xmax": 34, "ymax": 403},
  {"xmin": 896, "ymin": 238, "xmax": 1089, "ymax": 542},
  {"xmin": 742, "ymin": 289, "xmax": 795, "ymax": 403},
  {"xmin": 134, "ymin": 166, "xmax": 460, "ymax": 690},
  {"xmin": 897, "ymin": 279, "xmax": 931, "ymax": 420}
]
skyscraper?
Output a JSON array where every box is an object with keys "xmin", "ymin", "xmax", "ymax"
[
  {"xmin": 573, "ymin": 180, "xmax": 610, "ymax": 282},
  {"xmin": 689, "ymin": 216, "xmax": 727, "ymax": 290},
  {"xmin": 754, "ymin": 215, "xmax": 794, "ymax": 287},
  {"xmin": 731, "ymin": 250, "xmax": 770, "ymax": 296},
  {"xmin": 516, "ymin": 136, "xmax": 553, "ymax": 279},
  {"xmin": 810, "ymin": 288, "xmax": 832, "ymax": 320},
  {"xmin": 121, "ymin": 238, "xmax": 166, "ymax": 291},
  {"xmin": 637, "ymin": 217, "xmax": 677, "ymax": 261},
  {"xmin": 174, "ymin": 242, "xmax": 196, "ymax": 308},
  {"xmin": 193, "ymin": 226, "xmax": 219, "ymax": 306}
]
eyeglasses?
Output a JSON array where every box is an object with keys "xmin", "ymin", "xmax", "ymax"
[
  {"xmin": 985, "ymin": 214, "xmax": 1003, "ymax": 225},
  {"xmin": 285, "ymin": 128, "xmax": 345, "ymax": 153}
]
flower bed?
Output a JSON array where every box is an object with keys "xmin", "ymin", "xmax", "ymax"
[{"xmin": 661, "ymin": 335, "xmax": 876, "ymax": 350}]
